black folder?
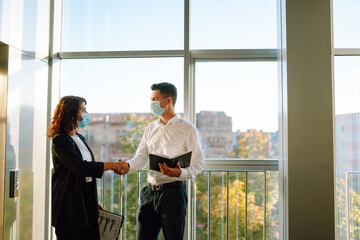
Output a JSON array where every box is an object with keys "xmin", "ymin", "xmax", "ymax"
[{"xmin": 149, "ymin": 151, "xmax": 192, "ymax": 172}]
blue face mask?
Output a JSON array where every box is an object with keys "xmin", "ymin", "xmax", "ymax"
[
  {"xmin": 150, "ymin": 99, "xmax": 167, "ymax": 116},
  {"xmin": 78, "ymin": 113, "xmax": 90, "ymax": 128}
]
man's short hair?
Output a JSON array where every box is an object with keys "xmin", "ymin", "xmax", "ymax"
[{"xmin": 151, "ymin": 82, "xmax": 177, "ymax": 106}]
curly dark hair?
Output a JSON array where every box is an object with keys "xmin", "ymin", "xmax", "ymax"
[{"xmin": 47, "ymin": 96, "xmax": 87, "ymax": 138}]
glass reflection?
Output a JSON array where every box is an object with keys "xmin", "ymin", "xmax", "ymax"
[{"xmin": 4, "ymin": 47, "xmax": 48, "ymax": 239}]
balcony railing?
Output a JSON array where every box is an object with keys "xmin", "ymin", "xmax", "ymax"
[
  {"xmin": 345, "ymin": 171, "xmax": 360, "ymax": 240},
  {"xmin": 98, "ymin": 159, "xmax": 279, "ymax": 240}
]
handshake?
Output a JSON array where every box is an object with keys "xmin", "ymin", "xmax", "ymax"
[{"xmin": 104, "ymin": 160, "xmax": 130, "ymax": 175}]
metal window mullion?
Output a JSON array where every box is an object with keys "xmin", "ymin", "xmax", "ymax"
[
  {"xmin": 236, "ymin": 172, "xmax": 239, "ymax": 240},
  {"xmin": 191, "ymin": 49, "xmax": 277, "ymax": 61},
  {"xmin": 137, "ymin": 171, "xmax": 141, "ymax": 203},
  {"xmin": 124, "ymin": 174, "xmax": 128, "ymax": 240},
  {"xmin": 346, "ymin": 172, "xmax": 350, "ymax": 240},
  {"xmin": 193, "ymin": 177, "xmax": 197, "ymax": 240},
  {"xmin": 183, "ymin": 1, "xmax": 194, "ymax": 239},
  {"xmin": 204, "ymin": 159, "xmax": 278, "ymax": 172},
  {"xmin": 119, "ymin": 174, "xmax": 123, "ymax": 240},
  {"xmin": 58, "ymin": 49, "xmax": 278, "ymax": 61},
  {"xmin": 208, "ymin": 172, "xmax": 211, "ymax": 240},
  {"xmin": 264, "ymin": 171, "xmax": 267, "ymax": 240},
  {"xmin": 333, "ymin": 48, "xmax": 360, "ymax": 56},
  {"xmin": 226, "ymin": 171, "xmax": 229, "ymax": 240},
  {"xmin": 245, "ymin": 172, "xmax": 248, "ymax": 240},
  {"xmin": 59, "ymin": 50, "xmax": 184, "ymax": 59},
  {"xmin": 102, "ymin": 175, "xmax": 105, "ymax": 207}
]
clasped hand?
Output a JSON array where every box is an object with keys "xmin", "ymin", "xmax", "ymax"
[{"xmin": 113, "ymin": 160, "xmax": 129, "ymax": 175}]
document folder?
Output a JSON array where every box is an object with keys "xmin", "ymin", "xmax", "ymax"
[
  {"xmin": 98, "ymin": 209, "xmax": 124, "ymax": 240},
  {"xmin": 149, "ymin": 151, "xmax": 192, "ymax": 172}
]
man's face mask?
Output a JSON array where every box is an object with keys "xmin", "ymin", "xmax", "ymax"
[{"xmin": 150, "ymin": 97, "xmax": 168, "ymax": 116}]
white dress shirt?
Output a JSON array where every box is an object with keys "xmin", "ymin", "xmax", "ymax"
[
  {"xmin": 127, "ymin": 114, "xmax": 205, "ymax": 185},
  {"xmin": 71, "ymin": 134, "xmax": 93, "ymax": 182}
]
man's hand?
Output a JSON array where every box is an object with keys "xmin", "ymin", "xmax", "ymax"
[
  {"xmin": 158, "ymin": 161, "xmax": 181, "ymax": 177},
  {"xmin": 113, "ymin": 160, "xmax": 130, "ymax": 175}
]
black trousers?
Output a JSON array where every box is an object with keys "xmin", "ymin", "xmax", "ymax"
[{"xmin": 137, "ymin": 184, "xmax": 188, "ymax": 240}]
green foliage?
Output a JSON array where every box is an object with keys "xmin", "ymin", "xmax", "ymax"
[
  {"xmin": 232, "ymin": 129, "xmax": 279, "ymax": 159},
  {"xmin": 119, "ymin": 113, "xmax": 158, "ymax": 154},
  {"xmin": 336, "ymin": 177, "xmax": 360, "ymax": 240},
  {"xmin": 193, "ymin": 171, "xmax": 280, "ymax": 240}
]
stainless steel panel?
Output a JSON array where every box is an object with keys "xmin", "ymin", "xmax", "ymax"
[
  {"xmin": 4, "ymin": 46, "xmax": 48, "ymax": 240},
  {"xmin": 0, "ymin": 43, "xmax": 9, "ymax": 240}
]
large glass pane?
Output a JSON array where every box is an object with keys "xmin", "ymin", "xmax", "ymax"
[
  {"xmin": 347, "ymin": 173, "xmax": 360, "ymax": 239},
  {"xmin": 193, "ymin": 172, "xmax": 209, "ymax": 240},
  {"xmin": 62, "ymin": 0, "xmax": 183, "ymax": 51},
  {"xmin": 333, "ymin": 0, "xmax": 360, "ymax": 48},
  {"xmin": 266, "ymin": 171, "xmax": 279, "ymax": 240},
  {"xmin": 247, "ymin": 172, "xmax": 265, "ymax": 239},
  {"xmin": 60, "ymin": 58, "xmax": 183, "ymax": 114},
  {"xmin": 334, "ymin": 56, "xmax": 360, "ymax": 239},
  {"xmin": 194, "ymin": 171, "xmax": 279, "ymax": 240},
  {"xmin": 60, "ymin": 57, "xmax": 183, "ymax": 239},
  {"xmin": 209, "ymin": 172, "xmax": 228, "ymax": 239},
  {"xmin": 190, "ymin": 0, "xmax": 277, "ymax": 49},
  {"xmin": 195, "ymin": 62, "xmax": 278, "ymax": 159},
  {"xmin": 228, "ymin": 172, "xmax": 246, "ymax": 239},
  {"xmin": 4, "ymin": 48, "xmax": 48, "ymax": 239}
]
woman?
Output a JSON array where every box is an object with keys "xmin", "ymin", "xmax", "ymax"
[{"xmin": 48, "ymin": 96, "xmax": 128, "ymax": 240}]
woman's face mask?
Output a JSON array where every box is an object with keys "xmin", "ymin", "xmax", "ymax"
[{"xmin": 78, "ymin": 113, "xmax": 90, "ymax": 128}]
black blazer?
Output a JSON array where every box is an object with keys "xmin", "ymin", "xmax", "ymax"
[{"xmin": 51, "ymin": 132, "xmax": 104, "ymax": 229}]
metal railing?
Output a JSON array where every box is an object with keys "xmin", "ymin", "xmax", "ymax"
[
  {"xmin": 99, "ymin": 159, "xmax": 279, "ymax": 240},
  {"xmin": 345, "ymin": 171, "xmax": 360, "ymax": 240}
]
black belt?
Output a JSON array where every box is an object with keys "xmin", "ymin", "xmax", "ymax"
[{"xmin": 148, "ymin": 181, "xmax": 185, "ymax": 191}]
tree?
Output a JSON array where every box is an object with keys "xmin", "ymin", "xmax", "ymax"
[
  {"xmin": 194, "ymin": 171, "xmax": 280, "ymax": 240},
  {"xmin": 118, "ymin": 113, "xmax": 157, "ymax": 154},
  {"xmin": 231, "ymin": 129, "xmax": 279, "ymax": 159}
]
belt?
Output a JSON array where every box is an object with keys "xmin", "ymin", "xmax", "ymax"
[{"xmin": 148, "ymin": 181, "xmax": 185, "ymax": 191}]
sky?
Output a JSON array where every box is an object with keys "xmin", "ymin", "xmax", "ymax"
[{"xmin": 59, "ymin": 0, "xmax": 360, "ymax": 132}]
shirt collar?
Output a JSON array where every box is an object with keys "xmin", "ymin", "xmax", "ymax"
[{"xmin": 157, "ymin": 114, "xmax": 180, "ymax": 126}]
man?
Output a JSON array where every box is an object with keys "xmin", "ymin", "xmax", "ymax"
[{"xmin": 125, "ymin": 82, "xmax": 205, "ymax": 240}]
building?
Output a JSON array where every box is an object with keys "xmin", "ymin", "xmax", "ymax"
[{"xmin": 196, "ymin": 111, "xmax": 233, "ymax": 158}]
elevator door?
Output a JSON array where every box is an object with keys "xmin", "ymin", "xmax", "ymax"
[{"xmin": 1, "ymin": 43, "xmax": 49, "ymax": 240}]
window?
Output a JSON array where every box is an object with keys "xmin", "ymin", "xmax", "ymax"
[
  {"xmin": 334, "ymin": 56, "xmax": 360, "ymax": 240},
  {"xmin": 62, "ymin": 0, "xmax": 184, "ymax": 51},
  {"xmin": 190, "ymin": 0, "xmax": 277, "ymax": 49},
  {"xmin": 333, "ymin": 0, "xmax": 360, "ymax": 48},
  {"xmin": 195, "ymin": 62, "xmax": 278, "ymax": 159},
  {"xmin": 59, "ymin": 1, "xmax": 280, "ymax": 239}
]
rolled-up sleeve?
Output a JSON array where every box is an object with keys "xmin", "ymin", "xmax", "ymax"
[{"xmin": 177, "ymin": 127, "xmax": 205, "ymax": 180}]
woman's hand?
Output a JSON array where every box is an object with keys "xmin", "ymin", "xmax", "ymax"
[
  {"xmin": 98, "ymin": 204, "xmax": 103, "ymax": 214},
  {"xmin": 103, "ymin": 161, "xmax": 129, "ymax": 175}
]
